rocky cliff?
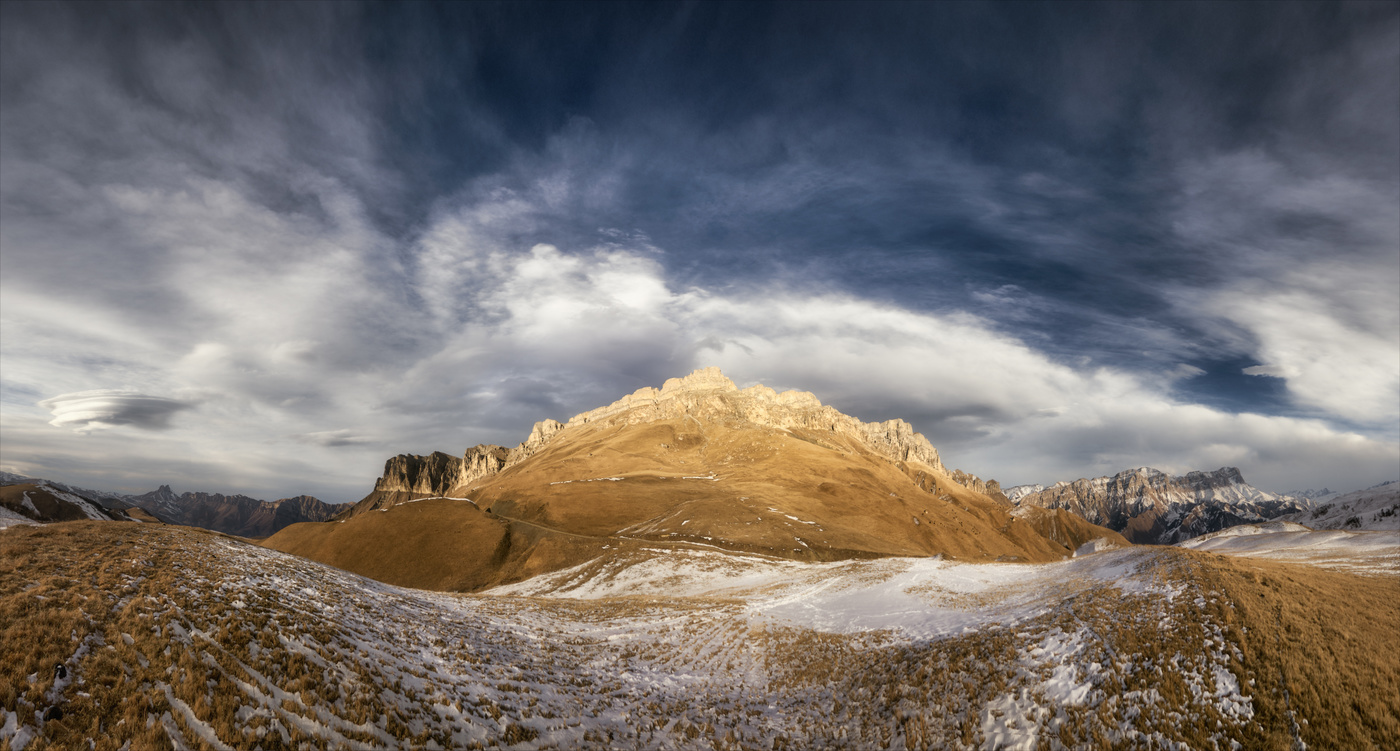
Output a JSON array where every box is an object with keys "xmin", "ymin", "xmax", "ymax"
[{"xmin": 1008, "ymin": 467, "xmax": 1304, "ymax": 544}]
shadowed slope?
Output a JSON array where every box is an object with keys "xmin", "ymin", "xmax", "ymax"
[{"xmin": 1012, "ymin": 506, "xmax": 1132, "ymax": 552}]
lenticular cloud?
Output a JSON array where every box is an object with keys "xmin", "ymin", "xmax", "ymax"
[{"xmin": 38, "ymin": 390, "xmax": 191, "ymax": 432}]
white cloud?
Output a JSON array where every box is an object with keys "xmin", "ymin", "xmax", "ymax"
[
  {"xmin": 1242, "ymin": 365, "xmax": 1289, "ymax": 378},
  {"xmin": 1168, "ymin": 150, "xmax": 1400, "ymax": 425}
]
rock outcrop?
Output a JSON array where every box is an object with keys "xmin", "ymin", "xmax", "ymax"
[{"xmin": 1009, "ymin": 467, "xmax": 1304, "ymax": 544}]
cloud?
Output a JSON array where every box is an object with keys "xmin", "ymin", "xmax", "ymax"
[
  {"xmin": 293, "ymin": 430, "xmax": 371, "ymax": 448},
  {"xmin": 1242, "ymin": 365, "xmax": 1289, "ymax": 378},
  {"xmin": 1, "ymin": 3, "xmax": 1395, "ymax": 503},
  {"xmin": 38, "ymin": 390, "xmax": 192, "ymax": 432}
]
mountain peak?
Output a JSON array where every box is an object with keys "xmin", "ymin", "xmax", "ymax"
[{"xmin": 660, "ymin": 366, "xmax": 738, "ymax": 395}]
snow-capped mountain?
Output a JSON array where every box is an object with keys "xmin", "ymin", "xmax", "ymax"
[
  {"xmin": 1003, "ymin": 483, "xmax": 1045, "ymax": 503},
  {"xmin": 1009, "ymin": 467, "xmax": 1305, "ymax": 545},
  {"xmin": 1277, "ymin": 481, "xmax": 1400, "ymax": 531}
]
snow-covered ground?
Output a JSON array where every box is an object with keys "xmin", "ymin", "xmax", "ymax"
[
  {"xmin": 0, "ymin": 505, "xmax": 38, "ymax": 529},
  {"xmin": 1178, "ymin": 520, "xmax": 1400, "ymax": 574},
  {"xmin": 490, "ymin": 546, "xmax": 1156, "ymax": 642}
]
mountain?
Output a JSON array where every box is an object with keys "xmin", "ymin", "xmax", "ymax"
[
  {"xmin": 127, "ymin": 486, "xmax": 349, "ymax": 538},
  {"xmin": 267, "ymin": 367, "xmax": 1118, "ymax": 591},
  {"xmin": 1007, "ymin": 466, "xmax": 1305, "ymax": 544},
  {"xmin": 0, "ymin": 472, "xmax": 135, "ymax": 527},
  {"xmin": 1011, "ymin": 505, "xmax": 1132, "ymax": 553},
  {"xmin": 1276, "ymin": 481, "xmax": 1400, "ymax": 531}
]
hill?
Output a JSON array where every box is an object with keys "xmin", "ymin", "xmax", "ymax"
[
  {"xmin": 4, "ymin": 521, "xmax": 1396, "ymax": 750},
  {"xmin": 266, "ymin": 368, "xmax": 1119, "ymax": 590},
  {"xmin": 0, "ymin": 473, "xmax": 134, "ymax": 527},
  {"xmin": 1276, "ymin": 481, "xmax": 1399, "ymax": 531}
]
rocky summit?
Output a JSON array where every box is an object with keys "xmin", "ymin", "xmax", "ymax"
[{"xmin": 1008, "ymin": 466, "xmax": 1305, "ymax": 544}]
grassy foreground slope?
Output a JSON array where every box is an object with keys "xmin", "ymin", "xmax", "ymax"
[{"xmin": 4, "ymin": 521, "xmax": 1397, "ymax": 750}]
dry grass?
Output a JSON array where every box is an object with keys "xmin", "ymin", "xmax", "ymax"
[
  {"xmin": 5, "ymin": 521, "xmax": 1395, "ymax": 750},
  {"xmin": 1186, "ymin": 550, "xmax": 1400, "ymax": 750}
]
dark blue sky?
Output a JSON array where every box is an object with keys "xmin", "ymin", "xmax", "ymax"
[{"xmin": 2, "ymin": 1, "xmax": 1397, "ymax": 499}]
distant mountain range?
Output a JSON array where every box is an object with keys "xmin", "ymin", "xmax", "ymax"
[
  {"xmin": 127, "ymin": 485, "xmax": 350, "ymax": 537},
  {"xmin": 0, "ymin": 471, "xmax": 348, "ymax": 537},
  {"xmin": 1006, "ymin": 467, "xmax": 1307, "ymax": 545}
]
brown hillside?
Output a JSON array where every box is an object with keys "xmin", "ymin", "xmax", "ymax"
[
  {"xmin": 266, "ymin": 498, "xmax": 620, "ymax": 591},
  {"xmin": 1185, "ymin": 551, "xmax": 1400, "ymax": 749},
  {"xmin": 1012, "ymin": 506, "xmax": 1131, "ymax": 551},
  {"xmin": 266, "ymin": 368, "xmax": 1098, "ymax": 591}
]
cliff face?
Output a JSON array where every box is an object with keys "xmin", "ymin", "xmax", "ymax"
[{"xmin": 1009, "ymin": 467, "xmax": 1303, "ymax": 544}]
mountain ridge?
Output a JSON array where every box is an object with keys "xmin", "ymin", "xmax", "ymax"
[
  {"xmin": 346, "ymin": 367, "xmax": 1004, "ymax": 517},
  {"xmin": 266, "ymin": 367, "xmax": 1111, "ymax": 591},
  {"xmin": 127, "ymin": 485, "xmax": 349, "ymax": 538},
  {"xmin": 1008, "ymin": 466, "xmax": 1305, "ymax": 544}
]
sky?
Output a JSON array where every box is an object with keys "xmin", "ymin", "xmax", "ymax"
[{"xmin": 1, "ymin": 1, "xmax": 1397, "ymax": 503}]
